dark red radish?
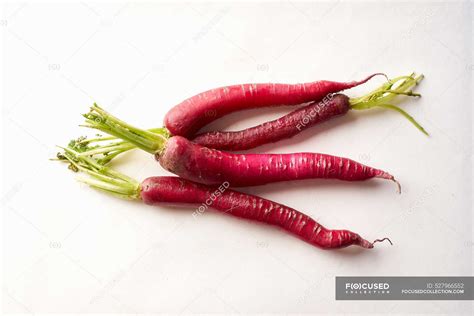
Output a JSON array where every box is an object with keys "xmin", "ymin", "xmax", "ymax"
[
  {"xmin": 79, "ymin": 104, "xmax": 401, "ymax": 192},
  {"xmin": 58, "ymin": 148, "xmax": 392, "ymax": 250},
  {"xmin": 164, "ymin": 73, "xmax": 385, "ymax": 137},
  {"xmin": 193, "ymin": 94, "xmax": 351, "ymax": 151}
]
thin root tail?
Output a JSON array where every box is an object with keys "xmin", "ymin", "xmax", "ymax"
[
  {"xmin": 393, "ymin": 178, "xmax": 402, "ymax": 194},
  {"xmin": 373, "ymin": 237, "xmax": 393, "ymax": 246},
  {"xmin": 360, "ymin": 73, "xmax": 388, "ymax": 84},
  {"xmin": 377, "ymin": 172, "xmax": 402, "ymax": 194}
]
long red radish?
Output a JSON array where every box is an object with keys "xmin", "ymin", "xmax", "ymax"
[
  {"xmin": 58, "ymin": 148, "xmax": 392, "ymax": 250},
  {"xmin": 79, "ymin": 105, "xmax": 401, "ymax": 192},
  {"xmin": 77, "ymin": 73, "xmax": 425, "ymax": 154},
  {"xmin": 165, "ymin": 73, "xmax": 385, "ymax": 137},
  {"xmin": 158, "ymin": 135, "xmax": 400, "ymax": 189},
  {"xmin": 193, "ymin": 94, "xmax": 351, "ymax": 151}
]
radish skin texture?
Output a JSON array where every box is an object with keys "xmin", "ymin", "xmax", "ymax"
[
  {"xmin": 140, "ymin": 176, "xmax": 378, "ymax": 249},
  {"xmin": 164, "ymin": 74, "xmax": 383, "ymax": 137},
  {"xmin": 192, "ymin": 94, "xmax": 350, "ymax": 151},
  {"xmin": 157, "ymin": 136, "xmax": 397, "ymax": 187}
]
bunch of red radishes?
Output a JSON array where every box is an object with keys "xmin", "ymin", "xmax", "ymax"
[{"xmin": 57, "ymin": 72, "xmax": 425, "ymax": 251}]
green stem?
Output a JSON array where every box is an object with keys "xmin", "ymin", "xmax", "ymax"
[
  {"xmin": 82, "ymin": 104, "xmax": 169, "ymax": 154},
  {"xmin": 79, "ymin": 127, "xmax": 168, "ymax": 144},
  {"xmin": 68, "ymin": 127, "xmax": 167, "ymax": 164},
  {"xmin": 77, "ymin": 135, "xmax": 117, "ymax": 144},
  {"xmin": 77, "ymin": 142, "xmax": 131, "ymax": 156},
  {"xmin": 97, "ymin": 147, "xmax": 133, "ymax": 165},
  {"xmin": 349, "ymin": 73, "xmax": 428, "ymax": 135},
  {"xmin": 57, "ymin": 145, "xmax": 141, "ymax": 200},
  {"xmin": 376, "ymin": 104, "xmax": 428, "ymax": 135}
]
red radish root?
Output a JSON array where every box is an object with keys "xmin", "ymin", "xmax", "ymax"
[
  {"xmin": 58, "ymin": 147, "xmax": 392, "ymax": 250},
  {"xmin": 157, "ymin": 135, "xmax": 402, "ymax": 192},
  {"xmin": 193, "ymin": 94, "xmax": 350, "ymax": 151}
]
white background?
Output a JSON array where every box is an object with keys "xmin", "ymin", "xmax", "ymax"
[{"xmin": 2, "ymin": 1, "xmax": 473, "ymax": 314}]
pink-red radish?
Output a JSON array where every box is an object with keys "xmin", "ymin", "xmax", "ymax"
[
  {"xmin": 58, "ymin": 148, "xmax": 392, "ymax": 250},
  {"xmin": 79, "ymin": 104, "xmax": 401, "ymax": 192}
]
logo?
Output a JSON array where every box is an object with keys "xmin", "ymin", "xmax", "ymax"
[{"xmin": 345, "ymin": 282, "xmax": 390, "ymax": 294}]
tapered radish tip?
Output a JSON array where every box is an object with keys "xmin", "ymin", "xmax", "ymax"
[
  {"xmin": 365, "ymin": 73, "xmax": 388, "ymax": 83},
  {"xmin": 378, "ymin": 72, "xmax": 389, "ymax": 81},
  {"xmin": 358, "ymin": 238, "xmax": 374, "ymax": 249},
  {"xmin": 376, "ymin": 172, "xmax": 401, "ymax": 193}
]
